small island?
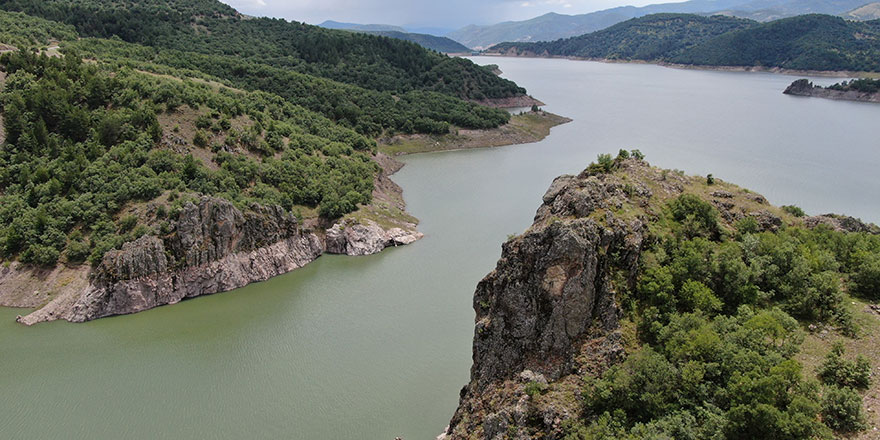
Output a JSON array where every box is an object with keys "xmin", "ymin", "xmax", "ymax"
[{"xmin": 784, "ymin": 78, "xmax": 880, "ymax": 104}]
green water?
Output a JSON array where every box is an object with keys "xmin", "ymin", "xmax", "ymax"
[{"xmin": 3, "ymin": 58, "xmax": 880, "ymax": 439}]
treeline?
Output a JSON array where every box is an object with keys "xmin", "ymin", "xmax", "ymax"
[
  {"xmin": 560, "ymin": 159, "xmax": 880, "ymax": 438},
  {"xmin": 491, "ymin": 13, "xmax": 880, "ymax": 72},
  {"xmin": 0, "ymin": 51, "xmax": 376, "ymax": 266},
  {"xmin": 827, "ymin": 78, "xmax": 880, "ymax": 93},
  {"xmin": 0, "ymin": 0, "xmax": 525, "ymax": 100}
]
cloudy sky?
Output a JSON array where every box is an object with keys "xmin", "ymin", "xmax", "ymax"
[{"xmin": 220, "ymin": 0, "xmax": 680, "ymax": 30}]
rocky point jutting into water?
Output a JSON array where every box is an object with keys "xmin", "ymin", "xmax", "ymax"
[
  {"xmin": 784, "ymin": 78, "xmax": 880, "ymax": 103},
  {"xmin": 442, "ymin": 158, "xmax": 879, "ymax": 439}
]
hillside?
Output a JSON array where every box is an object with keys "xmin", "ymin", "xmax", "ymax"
[
  {"xmin": 447, "ymin": 0, "xmax": 868, "ymax": 50},
  {"xmin": 318, "ymin": 20, "xmax": 406, "ymax": 32},
  {"xmin": 363, "ymin": 30, "xmax": 471, "ymax": 53},
  {"xmin": 443, "ymin": 153, "xmax": 880, "ymax": 439},
  {"xmin": 843, "ymin": 2, "xmax": 880, "ymax": 21},
  {"xmin": 490, "ymin": 13, "xmax": 880, "ymax": 73},
  {"xmin": 491, "ymin": 14, "xmax": 757, "ymax": 60},
  {"xmin": 0, "ymin": 2, "xmax": 539, "ymax": 322},
  {"xmin": 0, "ymin": 0, "xmax": 525, "ymax": 102}
]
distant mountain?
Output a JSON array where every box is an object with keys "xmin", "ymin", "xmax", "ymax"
[
  {"xmin": 842, "ymin": 2, "xmax": 880, "ymax": 20},
  {"xmin": 318, "ymin": 20, "xmax": 406, "ymax": 32},
  {"xmin": 448, "ymin": 0, "xmax": 871, "ymax": 49},
  {"xmin": 491, "ymin": 13, "xmax": 880, "ymax": 73},
  {"xmin": 404, "ymin": 26, "xmax": 455, "ymax": 36},
  {"xmin": 364, "ymin": 30, "xmax": 471, "ymax": 53}
]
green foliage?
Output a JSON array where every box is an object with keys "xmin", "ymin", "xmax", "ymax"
[
  {"xmin": 852, "ymin": 253, "xmax": 880, "ymax": 299},
  {"xmin": 667, "ymin": 194, "xmax": 720, "ymax": 239},
  {"xmin": 524, "ymin": 381, "xmax": 547, "ymax": 398},
  {"xmin": 828, "ymin": 78, "xmax": 880, "ymax": 93},
  {"xmin": 494, "ymin": 13, "xmax": 880, "ymax": 73},
  {"xmin": 705, "ymin": 173, "xmax": 714, "ymax": 185},
  {"xmin": 0, "ymin": 9, "xmax": 77, "ymax": 49},
  {"xmin": 0, "ymin": 47, "xmax": 380, "ymax": 266},
  {"xmin": 821, "ymin": 386, "xmax": 867, "ymax": 433},
  {"xmin": 781, "ymin": 205, "xmax": 806, "ymax": 217},
  {"xmin": 818, "ymin": 342, "xmax": 871, "ymax": 390}
]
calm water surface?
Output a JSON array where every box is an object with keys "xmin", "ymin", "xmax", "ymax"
[{"xmin": 2, "ymin": 58, "xmax": 879, "ymax": 439}]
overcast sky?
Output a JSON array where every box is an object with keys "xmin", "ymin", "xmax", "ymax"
[{"xmin": 220, "ymin": 0, "xmax": 681, "ymax": 29}]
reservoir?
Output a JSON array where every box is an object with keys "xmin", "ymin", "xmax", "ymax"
[{"xmin": 2, "ymin": 57, "xmax": 879, "ymax": 439}]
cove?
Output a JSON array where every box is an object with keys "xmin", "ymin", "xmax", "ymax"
[{"xmin": 2, "ymin": 57, "xmax": 879, "ymax": 439}]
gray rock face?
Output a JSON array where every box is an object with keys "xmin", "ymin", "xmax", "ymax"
[
  {"xmin": 805, "ymin": 214, "xmax": 880, "ymax": 234},
  {"xmin": 325, "ymin": 219, "xmax": 424, "ymax": 256},
  {"xmin": 20, "ymin": 197, "xmax": 324, "ymax": 324},
  {"xmin": 447, "ymin": 166, "xmax": 645, "ymax": 438}
]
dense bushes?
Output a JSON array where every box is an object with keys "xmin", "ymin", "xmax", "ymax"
[
  {"xmin": 0, "ymin": 50, "xmax": 377, "ymax": 266},
  {"xmin": 494, "ymin": 13, "xmax": 880, "ymax": 73},
  {"xmin": 566, "ymin": 190, "xmax": 880, "ymax": 438}
]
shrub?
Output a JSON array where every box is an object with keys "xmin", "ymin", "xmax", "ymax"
[
  {"xmin": 822, "ymin": 386, "xmax": 866, "ymax": 433},
  {"xmin": 706, "ymin": 174, "xmax": 715, "ymax": 185},
  {"xmin": 193, "ymin": 130, "xmax": 209, "ymax": 148},
  {"xmin": 524, "ymin": 381, "xmax": 547, "ymax": 398},
  {"xmin": 852, "ymin": 254, "xmax": 880, "ymax": 299},
  {"xmin": 818, "ymin": 342, "xmax": 871, "ymax": 389},
  {"xmin": 668, "ymin": 194, "xmax": 720, "ymax": 239},
  {"xmin": 782, "ymin": 205, "xmax": 806, "ymax": 217}
]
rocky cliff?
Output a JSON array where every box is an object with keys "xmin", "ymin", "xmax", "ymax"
[
  {"xmin": 1, "ymin": 152, "xmax": 423, "ymax": 325},
  {"xmin": 9, "ymin": 194, "xmax": 420, "ymax": 325},
  {"xmin": 784, "ymin": 78, "xmax": 880, "ymax": 103},
  {"xmin": 442, "ymin": 158, "xmax": 877, "ymax": 439},
  {"xmin": 445, "ymin": 162, "xmax": 652, "ymax": 439}
]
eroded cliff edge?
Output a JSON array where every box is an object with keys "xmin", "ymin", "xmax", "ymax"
[
  {"xmin": 443, "ymin": 158, "xmax": 879, "ymax": 439},
  {"xmin": 1, "ymin": 153, "xmax": 423, "ymax": 325}
]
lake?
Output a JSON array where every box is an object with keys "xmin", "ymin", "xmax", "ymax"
[{"xmin": 2, "ymin": 57, "xmax": 879, "ymax": 439}]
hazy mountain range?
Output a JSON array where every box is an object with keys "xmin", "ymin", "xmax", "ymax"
[{"xmin": 447, "ymin": 0, "xmax": 876, "ymax": 49}]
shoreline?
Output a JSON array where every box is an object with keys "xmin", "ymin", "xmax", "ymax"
[
  {"xmin": 1, "ymin": 109, "xmax": 571, "ymax": 324},
  {"xmin": 378, "ymin": 111, "xmax": 571, "ymax": 156},
  {"xmin": 478, "ymin": 52, "xmax": 880, "ymax": 79}
]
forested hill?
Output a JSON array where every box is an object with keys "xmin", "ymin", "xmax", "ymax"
[
  {"xmin": 490, "ymin": 13, "xmax": 880, "ymax": 73},
  {"xmin": 0, "ymin": 0, "xmax": 524, "ymax": 100},
  {"xmin": 362, "ymin": 31, "xmax": 471, "ymax": 54},
  {"xmin": 492, "ymin": 14, "xmax": 755, "ymax": 62},
  {"xmin": 0, "ymin": 4, "xmax": 526, "ymax": 270}
]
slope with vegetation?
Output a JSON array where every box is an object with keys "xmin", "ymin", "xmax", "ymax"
[
  {"xmin": 784, "ymin": 77, "xmax": 880, "ymax": 103},
  {"xmin": 490, "ymin": 13, "xmax": 880, "ymax": 73},
  {"xmin": 448, "ymin": 0, "xmax": 870, "ymax": 50},
  {"xmin": 0, "ymin": 1, "xmax": 541, "ymax": 321},
  {"xmin": 361, "ymin": 31, "xmax": 471, "ymax": 54},
  {"xmin": 444, "ymin": 152, "xmax": 880, "ymax": 439}
]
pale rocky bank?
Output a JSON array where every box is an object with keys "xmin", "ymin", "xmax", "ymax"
[{"xmin": 0, "ymin": 154, "xmax": 422, "ymax": 325}]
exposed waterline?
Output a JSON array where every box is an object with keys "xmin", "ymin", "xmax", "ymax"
[{"xmin": 2, "ymin": 57, "xmax": 879, "ymax": 439}]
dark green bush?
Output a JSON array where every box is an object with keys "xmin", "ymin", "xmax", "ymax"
[
  {"xmin": 822, "ymin": 386, "xmax": 866, "ymax": 433},
  {"xmin": 818, "ymin": 342, "xmax": 871, "ymax": 389}
]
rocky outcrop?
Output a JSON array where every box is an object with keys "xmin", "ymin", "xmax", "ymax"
[
  {"xmin": 784, "ymin": 78, "xmax": 880, "ymax": 103},
  {"xmin": 325, "ymin": 219, "xmax": 423, "ymax": 256},
  {"xmin": 445, "ymin": 164, "xmax": 652, "ymax": 439},
  {"xmin": 18, "ymin": 197, "xmax": 324, "ymax": 324},
  {"xmin": 805, "ymin": 214, "xmax": 880, "ymax": 234}
]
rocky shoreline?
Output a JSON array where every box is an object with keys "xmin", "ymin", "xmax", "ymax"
[
  {"xmin": 783, "ymin": 78, "xmax": 880, "ymax": 104},
  {"xmin": 1, "ymin": 153, "xmax": 423, "ymax": 325}
]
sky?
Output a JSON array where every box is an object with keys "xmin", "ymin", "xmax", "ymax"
[{"xmin": 220, "ymin": 0, "xmax": 682, "ymax": 30}]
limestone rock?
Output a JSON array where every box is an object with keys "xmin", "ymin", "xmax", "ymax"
[{"xmin": 325, "ymin": 219, "xmax": 423, "ymax": 256}]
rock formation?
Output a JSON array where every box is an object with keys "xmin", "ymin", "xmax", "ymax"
[
  {"xmin": 11, "ymin": 194, "xmax": 421, "ymax": 325},
  {"xmin": 784, "ymin": 78, "xmax": 880, "ymax": 103}
]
